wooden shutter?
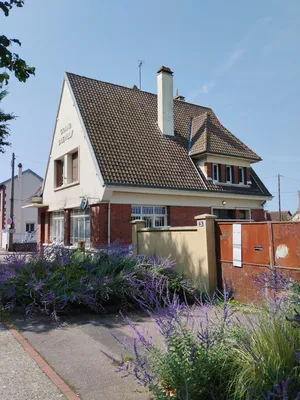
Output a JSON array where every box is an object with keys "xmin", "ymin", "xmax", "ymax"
[
  {"xmin": 72, "ymin": 152, "xmax": 78, "ymax": 182},
  {"xmin": 56, "ymin": 160, "xmax": 63, "ymax": 187}
]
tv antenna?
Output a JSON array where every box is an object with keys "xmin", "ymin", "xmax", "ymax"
[{"xmin": 138, "ymin": 60, "xmax": 144, "ymax": 90}]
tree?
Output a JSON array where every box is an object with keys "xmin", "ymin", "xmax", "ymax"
[
  {"xmin": 0, "ymin": 1, "xmax": 35, "ymax": 85},
  {"xmin": 0, "ymin": 88, "xmax": 15, "ymax": 152}
]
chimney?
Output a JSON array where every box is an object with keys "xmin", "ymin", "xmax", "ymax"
[
  {"xmin": 18, "ymin": 163, "xmax": 22, "ymax": 179},
  {"xmin": 157, "ymin": 66, "xmax": 174, "ymax": 136},
  {"xmin": 174, "ymin": 88, "xmax": 185, "ymax": 102},
  {"xmin": 298, "ymin": 191, "xmax": 300, "ymax": 211}
]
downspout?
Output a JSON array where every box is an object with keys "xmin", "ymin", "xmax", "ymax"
[{"xmin": 107, "ymin": 201, "xmax": 111, "ymax": 246}]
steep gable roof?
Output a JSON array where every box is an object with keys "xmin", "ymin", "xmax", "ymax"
[{"xmin": 66, "ymin": 72, "xmax": 270, "ymax": 197}]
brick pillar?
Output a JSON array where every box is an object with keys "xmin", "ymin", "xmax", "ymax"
[
  {"xmin": 110, "ymin": 204, "xmax": 132, "ymax": 244},
  {"xmin": 44, "ymin": 212, "xmax": 50, "ymax": 244},
  {"xmin": 233, "ymin": 166, "xmax": 239, "ymax": 184},
  {"xmin": 220, "ymin": 165, "xmax": 226, "ymax": 183},
  {"xmin": 235, "ymin": 209, "xmax": 240, "ymax": 220},
  {"xmin": 64, "ymin": 209, "xmax": 71, "ymax": 246},
  {"xmin": 90, "ymin": 204, "xmax": 108, "ymax": 248}
]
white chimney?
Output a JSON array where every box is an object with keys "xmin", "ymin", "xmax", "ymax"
[
  {"xmin": 18, "ymin": 163, "xmax": 22, "ymax": 179},
  {"xmin": 157, "ymin": 66, "xmax": 174, "ymax": 136}
]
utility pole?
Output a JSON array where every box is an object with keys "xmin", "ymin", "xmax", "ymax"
[
  {"xmin": 8, "ymin": 152, "xmax": 15, "ymax": 251},
  {"xmin": 278, "ymin": 173, "xmax": 282, "ymax": 221}
]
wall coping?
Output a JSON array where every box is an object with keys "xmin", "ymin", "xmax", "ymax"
[
  {"xmin": 138, "ymin": 226, "xmax": 197, "ymax": 232},
  {"xmin": 194, "ymin": 214, "xmax": 217, "ymax": 220}
]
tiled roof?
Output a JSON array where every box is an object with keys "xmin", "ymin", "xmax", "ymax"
[
  {"xmin": 266, "ymin": 210, "xmax": 292, "ymax": 221},
  {"xmin": 190, "ymin": 111, "xmax": 261, "ymax": 160},
  {"xmin": 67, "ymin": 72, "xmax": 270, "ymax": 197},
  {"xmin": 0, "ymin": 169, "xmax": 43, "ymax": 186}
]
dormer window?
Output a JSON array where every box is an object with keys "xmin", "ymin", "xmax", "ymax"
[
  {"xmin": 226, "ymin": 166, "xmax": 232, "ymax": 183},
  {"xmin": 238, "ymin": 167, "xmax": 245, "ymax": 184},
  {"xmin": 212, "ymin": 164, "xmax": 219, "ymax": 182}
]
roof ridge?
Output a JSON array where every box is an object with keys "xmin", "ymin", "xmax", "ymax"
[{"xmin": 66, "ymin": 72, "xmax": 212, "ymax": 111}]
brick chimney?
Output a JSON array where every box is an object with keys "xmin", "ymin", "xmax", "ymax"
[{"xmin": 157, "ymin": 66, "xmax": 174, "ymax": 136}]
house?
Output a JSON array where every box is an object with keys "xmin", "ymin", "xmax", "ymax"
[
  {"xmin": 0, "ymin": 164, "xmax": 43, "ymax": 249},
  {"xmin": 266, "ymin": 210, "xmax": 292, "ymax": 221},
  {"xmin": 31, "ymin": 66, "xmax": 272, "ymax": 249},
  {"xmin": 290, "ymin": 191, "xmax": 300, "ymax": 221}
]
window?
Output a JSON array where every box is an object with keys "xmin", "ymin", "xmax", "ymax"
[
  {"xmin": 72, "ymin": 152, "xmax": 78, "ymax": 182},
  {"xmin": 70, "ymin": 208, "xmax": 90, "ymax": 248},
  {"xmin": 238, "ymin": 167, "xmax": 245, "ymax": 184},
  {"xmin": 55, "ymin": 159, "xmax": 64, "ymax": 187},
  {"xmin": 131, "ymin": 206, "xmax": 167, "ymax": 228},
  {"xmin": 25, "ymin": 223, "xmax": 35, "ymax": 232},
  {"xmin": 50, "ymin": 211, "xmax": 64, "ymax": 244},
  {"xmin": 226, "ymin": 166, "xmax": 232, "ymax": 183},
  {"xmin": 212, "ymin": 164, "xmax": 219, "ymax": 182},
  {"xmin": 213, "ymin": 208, "xmax": 250, "ymax": 220}
]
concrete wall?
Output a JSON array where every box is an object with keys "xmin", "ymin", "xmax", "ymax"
[{"xmin": 132, "ymin": 214, "xmax": 217, "ymax": 293}]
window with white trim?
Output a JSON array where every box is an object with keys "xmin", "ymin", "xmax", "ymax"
[
  {"xmin": 25, "ymin": 223, "xmax": 35, "ymax": 232},
  {"xmin": 131, "ymin": 206, "xmax": 167, "ymax": 228},
  {"xmin": 70, "ymin": 208, "xmax": 90, "ymax": 248},
  {"xmin": 50, "ymin": 211, "xmax": 64, "ymax": 244},
  {"xmin": 226, "ymin": 166, "xmax": 232, "ymax": 183},
  {"xmin": 238, "ymin": 167, "xmax": 245, "ymax": 184},
  {"xmin": 212, "ymin": 164, "xmax": 219, "ymax": 182}
]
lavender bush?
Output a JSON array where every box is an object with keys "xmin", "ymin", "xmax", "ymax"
[
  {"xmin": 117, "ymin": 272, "xmax": 300, "ymax": 399},
  {"xmin": 0, "ymin": 245, "xmax": 196, "ymax": 321}
]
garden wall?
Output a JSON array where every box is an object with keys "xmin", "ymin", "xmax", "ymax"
[{"xmin": 131, "ymin": 214, "xmax": 218, "ymax": 293}]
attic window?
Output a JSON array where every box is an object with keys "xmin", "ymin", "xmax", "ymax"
[
  {"xmin": 212, "ymin": 164, "xmax": 219, "ymax": 182},
  {"xmin": 226, "ymin": 166, "xmax": 232, "ymax": 183},
  {"xmin": 238, "ymin": 167, "xmax": 245, "ymax": 184}
]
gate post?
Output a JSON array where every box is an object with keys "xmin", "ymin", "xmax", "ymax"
[
  {"xmin": 194, "ymin": 214, "xmax": 218, "ymax": 294},
  {"xmin": 131, "ymin": 219, "xmax": 146, "ymax": 255}
]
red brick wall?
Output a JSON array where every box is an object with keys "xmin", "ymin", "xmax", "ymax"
[
  {"xmin": 64, "ymin": 210, "xmax": 71, "ymax": 246},
  {"xmin": 205, "ymin": 162, "xmax": 212, "ymax": 179},
  {"xmin": 220, "ymin": 165, "xmax": 226, "ymax": 183},
  {"xmin": 90, "ymin": 204, "xmax": 108, "ymax": 248},
  {"xmin": 246, "ymin": 167, "xmax": 251, "ymax": 183},
  {"xmin": 168, "ymin": 206, "xmax": 211, "ymax": 226},
  {"xmin": 37, "ymin": 207, "xmax": 48, "ymax": 250},
  {"xmin": 233, "ymin": 166, "xmax": 239, "ymax": 184},
  {"xmin": 110, "ymin": 204, "xmax": 132, "ymax": 244},
  {"xmin": 251, "ymin": 209, "xmax": 265, "ymax": 221}
]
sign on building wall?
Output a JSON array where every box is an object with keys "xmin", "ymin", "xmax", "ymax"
[{"xmin": 233, "ymin": 223, "xmax": 242, "ymax": 267}]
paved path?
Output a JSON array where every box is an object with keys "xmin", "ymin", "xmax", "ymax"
[
  {"xmin": 0, "ymin": 322, "xmax": 66, "ymax": 400},
  {"xmin": 12, "ymin": 313, "xmax": 152, "ymax": 400}
]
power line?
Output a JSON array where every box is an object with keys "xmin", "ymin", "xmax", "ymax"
[{"xmin": 16, "ymin": 155, "xmax": 46, "ymax": 165}]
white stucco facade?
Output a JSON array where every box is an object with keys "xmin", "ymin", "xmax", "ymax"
[{"xmin": 42, "ymin": 78, "xmax": 105, "ymax": 212}]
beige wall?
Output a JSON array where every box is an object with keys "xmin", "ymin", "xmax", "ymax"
[
  {"xmin": 132, "ymin": 215, "xmax": 217, "ymax": 293},
  {"xmin": 110, "ymin": 190, "xmax": 264, "ymax": 209},
  {"xmin": 43, "ymin": 78, "xmax": 105, "ymax": 211}
]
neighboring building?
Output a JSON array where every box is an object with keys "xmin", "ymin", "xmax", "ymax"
[
  {"xmin": 30, "ymin": 66, "xmax": 272, "ymax": 249},
  {"xmin": 266, "ymin": 210, "xmax": 292, "ymax": 221},
  {"xmin": 291, "ymin": 191, "xmax": 300, "ymax": 221},
  {"xmin": 0, "ymin": 164, "xmax": 43, "ymax": 249}
]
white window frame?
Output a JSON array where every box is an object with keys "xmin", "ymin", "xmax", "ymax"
[
  {"xmin": 225, "ymin": 165, "xmax": 232, "ymax": 183},
  {"xmin": 212, "ymin": 164, "xmax": 219, "ymax": 182},
  {"xmin": 238, "ymin": 167, "xmax": 245, "ymax": 185},
  {"xmin": 70, "ymin": 208, "xmax": 90, "ymax": 248},
  {"xmin": 50, "ymin": 211, "xmax": 64, "ymax": 244},
  {"xmin": 25, "ymin": 222, "xmax": 35, "ymax": 233},
  {"xmin": 131, "ymin": 205, "xmax": 167, "ymax": 228}
]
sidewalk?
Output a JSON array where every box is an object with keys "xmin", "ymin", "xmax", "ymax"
[{"xmin": 0, "ymin": 322, "xmax": 66, "ymax": 400}]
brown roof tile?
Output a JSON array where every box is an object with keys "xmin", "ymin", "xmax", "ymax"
[{"xmin": 67, "ymin": 72, "xmax": 270, "ymax": 197}]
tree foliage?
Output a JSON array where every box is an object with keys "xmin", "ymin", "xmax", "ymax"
[
  {"xmin": 0, "ymin": 1, "xmax": 35, "ymax": 85},
  {"xmin": 0, "ymin": 88, "xmax": 15, "ymax": 153}
]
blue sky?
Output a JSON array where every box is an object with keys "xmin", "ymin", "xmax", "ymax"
[{"xmin": 0, "ymin": 0, "xmax": 299, "ymax": 212}]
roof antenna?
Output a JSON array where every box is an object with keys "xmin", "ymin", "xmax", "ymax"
[{"xmin": 138, "ymin": 60, "xmax": 144, "ymax": 90}]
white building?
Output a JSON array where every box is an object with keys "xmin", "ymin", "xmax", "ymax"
[{"xmin": 0, "ymin": 163, "xmax": 43, "ymax": 249}]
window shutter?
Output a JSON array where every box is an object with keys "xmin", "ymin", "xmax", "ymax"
[
  {"xmin": 220, "ymin": 165, "xmax": 226, "ymax": 183},
  {"xmin": 233, "ymin": 166, "xmax": 239, "ymax": 184},
  {"xmin": 56, "ymin": 160, "xmax": 63, "ymax": 187},
  {"xmin": 72, "ymin": 152, "xmax": 78, "ymax": 182}
]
